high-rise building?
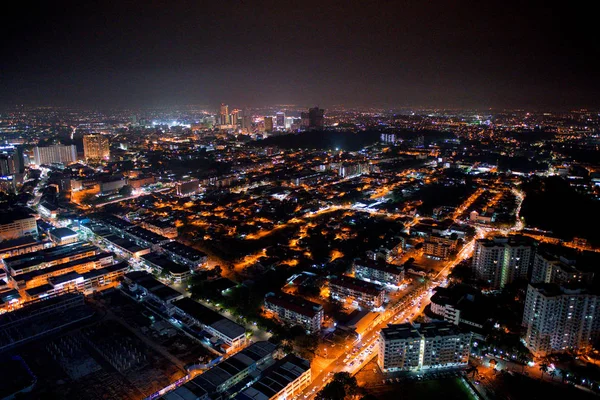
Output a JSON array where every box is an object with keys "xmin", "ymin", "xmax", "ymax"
[
  {"xmin": 530, "ymin": 249, "xmax": 594, "ymax": 285},
  {"xmin": 276, "ymin": 112, "xmax": 285, "ymax": 128},
  {"xmin": 83, "ymin": 134, "xmax": 110, "ymax": 162},
  {"xmin": 33, "ymin": 144, "xmax": 77, "ymax": 166},
  {"xmin": 378, "ymin": 322, "xmax": 472, "ymax": 372},
  {"xmin": 219, "ymin": 103, "xmax": 229, "ymax": 125},
  {"xmin": 472, "ymin": 235, "xmax": 535, "ymax": 289},
  {"xmin": 522, "ymin": 283, "xmax": 600, "ymax": 356},
  {"xmin": 308, "ymin": 106, "xmax": 325, "ymax": 129},
  {"xmin": 264, "ymin": 117, "xmax": 274, "ymax": 132},
  {"xmin": 242, "ymin": 115, "xmax": 252, "ymax": 132},
  {"xmin": 230, "ymin": 109, "xmax": 241, "ymax": 126}
]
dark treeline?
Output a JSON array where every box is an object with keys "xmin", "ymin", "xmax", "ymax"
[{"xmin": 251, "ymin": 129, "xmax": 455, "ymax": 151}]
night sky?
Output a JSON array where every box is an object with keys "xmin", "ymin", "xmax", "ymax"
[{"xmin": 1, "ymin": 1, "xmax": 598, "ymax": 109}]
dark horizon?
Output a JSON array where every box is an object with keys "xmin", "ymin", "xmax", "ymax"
[{"xmin": 1, "ymin": 1, "xmax": 598, "ymax": 110}]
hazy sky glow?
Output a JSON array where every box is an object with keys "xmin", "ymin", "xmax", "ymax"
[{"xmin": 1, "ymin": 0, "xmax": 598, "ymax": 109}]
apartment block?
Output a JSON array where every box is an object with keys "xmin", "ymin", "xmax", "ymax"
[
  {"xmin": 378, "ymin": 322, "xmax": 472, "ymax": 372},
  {"xmin": 264, "ymin": 292, "xmax": 324, "ymax": 334}
]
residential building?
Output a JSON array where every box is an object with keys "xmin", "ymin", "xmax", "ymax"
[
  {"xmin": 423, "ymin": 234, "xmax": 458, "ymax": 260},
  {"xmin": 264, "ymin": 292, "xmax": 324, "ymax": 334},
  {"xmin": 329, "ymin": 275, "xmax": 385, "ymax": 308},
  {"xmin": 378, "ymin": 322, "xmax": 472, "ymax": 372},
  {"xmin": 353, "ymin": 258, "xmax": 404, "ymax": 286},
  {"xmin": 522, "ymin": 283, "xmax": 600, "ymax": 356},
  {"xmin": 472, "ymin": 235, "xmax": 535, "ymax": 289},
  {"xmin": 531, "ymin": 249, "xmax": 594, "ymax": 285},
  {"xmin": 33, "ymin": 144, "xmax": 77, "ymax": 165}
]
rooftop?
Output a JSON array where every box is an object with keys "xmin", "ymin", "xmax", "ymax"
[
  {"xmin": 238, "ymin": 355, "xmax": 310, "ymax": 400},
  {"xmin": 329, "ymin": 275, "xmax": 384, "ymax": 296},
  {"xmin": 48, "ymin": 227, "xmax": 78, "ymax": 239},
  {"xmin": 354, "ymin": 258, "xmax": 404, "ymax": 275}
]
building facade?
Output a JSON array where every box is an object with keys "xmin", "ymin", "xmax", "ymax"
[
  {"xmin": 329, "ymin": 275, "xmax": 385, "ymax": 308},
  {"xmin": 522, "ymin": 283, "xmax": 600, "ymax": 356},
  {"xmin": 0, "ymin": 213, "xmax": 37, "ymax": 241},
  {"xmin": 264, "ymin": 292, "xmax": 324, "ymax": 334},
  {"xmin": 83, "ymin": 134, "xmax": 110, "ymax": 162},
  {"xmin": 472, "ymin": 235, "xmax": 535, "ymax": 289},
  {"xmin": 378, "ymin": 322, "xmax": 472, "ymax": 372},
  {"xmin": 33, "ymin": 144, "xmax": 77, "ymax": 165},
  {"xmin": 353, "ymin": 259, "xmax": 404, "ymax": 286},
  {"xmin": 530, "ymin": 251, "xmax": 594, "ymax": 286}
]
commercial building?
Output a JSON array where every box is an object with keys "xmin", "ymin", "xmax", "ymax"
[
  {"xmin": 172, "ymin": 297, "xmax": 247, "ymax": 352},
  {"xmin": 83, "ymin": 134, "xmax": 110, "ymax": 162},
  {"xmin": 0, "ymin": 211, "xmax": 38, "ymax": 241},
  {"xmin": 141, "ymin": 253, "xmax": 192, "ymax": 282},
  {"xmin": 0, "ymin": 237, "xmax": 52, "ymax": 259},
  {"xmin": 301, "ymin": 107, "xmax": 325, "ymax": 130},
  {"xmin": 276, "ymin": 112, "xmax": 285, "ymax": 128},
  {"xmin": 264, "ymin": 292, "xmax": 324, "ymax": 334},
  {"xmin": 378, "ymin": 322, "xmax": 472, "ymax": 372},
  {"xmin": 176, "ymin": 179, "xmax": 200, "ymax": 197},
  {"xmin": 24, "ymin": 261, "xmax": 129, "ymax": 300},
  {"xmin": 124, "ymin": 271, "xmax": 185, "ymax": 306},
  {"xmin": 329, "ymin": 275, "xmax": 385, "ymax": 308},
  {"xmin": 264, "ymin": 117, "xmax": 274, "ymax": 132},
  {"xmin": 522, "ymin": 283, "xmax": 600, "ymax": 356},
  {"xmin": 2, "ymin": 242, "xmax": 99, "ymax": 277},
  {"xmin": 11, "ymin": 252, "xmax": 114, "ymax": 290},
  {"xmin": 125, "ymin": 226, "xmax": 171, "ymax": 251},
  {"xmin": 48, "ymin": 227, "xmax": 79, "ymax": 245},
  {"xmin": 161, "ymin": 241, "xmax": 208, "ymax": 269},
  {"xmin": 33, "ymin": 144, "xmax": 77, "ymax": 166},
  {"xmin": 237, "ymin": 354, "xmax": 311, "ymax": 400},
  {"xmin": 101, "ymin": 234, "xmax": 151, "ymax": 259},
  {"xmin": 531, "ymin": 249, "xmax": 594, "ymax": 286},
  {"xmin": 472, "ymin": 235, "xmax": 535, "ymax": 289},
  {"xmin": 353, "ymin": 259, "xmax": 404, "ymax": 286},
  {"xmin": 159, "ymin": 341, "xmax": 278, "ymax": 400},
  {"xmin": 141, "ymin": 219, "xmax": 178, "ymax": 239}
]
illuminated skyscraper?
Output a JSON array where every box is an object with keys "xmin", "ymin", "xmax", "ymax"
[
  {"xmin": 83, "ymin": 134, "xmax": 110, "ymax": 162},
  {"xmin": 230, "ymin": 109, "xmax": 241, "ymax": 126},
  {"xmin": 276, "ymin": 112, "xmax": 285, "ymax": 128},
  {"xmin": 264, "ymin": 117, "xmax": 274, "ymax": 132},
  {"xmin": 220, "ymin": 103, "xmax": 229, "ymax": 125}
]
